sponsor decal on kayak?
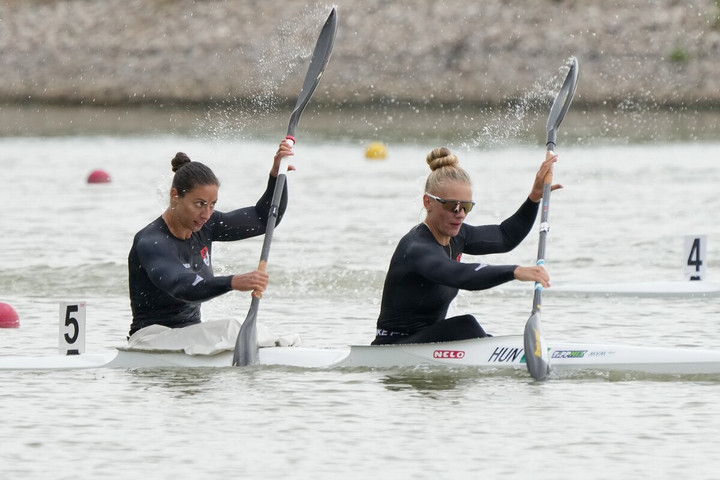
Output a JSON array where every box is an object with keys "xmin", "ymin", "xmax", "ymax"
[
  {"xmin": 433, "ymin": 349, "xmax": 465, "ymax": 359},
  {"xmin": 586, "ymin": 350, "xmax": 616, "ymax": 357},
  {"xmin": 552, "ymin": 350, "xmax": 588, "ymax": 359},
  {"xmin": 488, "ymin": 346, "xmax": 524, "ymax": 363}
]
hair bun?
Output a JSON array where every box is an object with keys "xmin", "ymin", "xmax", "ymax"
[
  {"xmin": 171, "ymin": 152, "xmax": 191, "ymax": 173},
  {"xmin": 426, "ymin": 147, "xmax": 459, "ymax": 171}
]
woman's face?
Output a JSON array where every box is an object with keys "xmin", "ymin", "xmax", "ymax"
[
  {"xmin": 424, "ymin": 181, "xmax": 474, "ymax": 239},
  {"xmin": 171, "ymin": 184, "xmax": 219, "ymax": 233}
]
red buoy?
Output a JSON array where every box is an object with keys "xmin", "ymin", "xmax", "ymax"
[
  {"xmin": 87, "ymin": 169, "xmax": 111, "ymax": 184},
  {"xmin": 0, "ymin": 303, "xmax": 19, "ymax": 328}
]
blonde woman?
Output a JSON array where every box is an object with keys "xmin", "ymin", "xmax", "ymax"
[{"xmin": 372, "ymin": 148, "xmax": 559, "ymax": 345}]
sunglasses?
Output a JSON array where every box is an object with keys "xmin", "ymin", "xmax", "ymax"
[{"xmin": 425, "ymin": 192, "xmax": 475, "ymax": 213}]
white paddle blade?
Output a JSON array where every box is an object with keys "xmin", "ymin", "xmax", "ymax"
[{"xmin": 524, "ymin": 312, "xmax": 551, "ymax": 380}]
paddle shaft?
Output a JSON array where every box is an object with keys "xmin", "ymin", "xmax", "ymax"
[
  {"xmin": 531, "ymin": 156, "xmax": 553, "ymax": 315},
  {"xmin": 531, "ymin": 58, "xmax": 578, "ymax": 314},
  {"xmin": 251, "ymin": 142, "xmax": 292, "ymax": 299}
]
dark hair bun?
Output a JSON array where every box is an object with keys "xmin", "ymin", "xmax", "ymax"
[{"xmin": 171, "ymin": 152, "xmax": 191, "ymax": 173}]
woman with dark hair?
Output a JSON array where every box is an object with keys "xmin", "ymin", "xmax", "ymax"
[
  {"xmin": 127, "ymin": 141, "xmax": 293, "ymax": 346},
  {"xmin": 372, "ymin": 147, "xmax": 559, "ymax": 345}
]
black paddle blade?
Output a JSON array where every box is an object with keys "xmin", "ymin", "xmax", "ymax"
[
  {"xmin": 524, "ymin": 311, "xmax": 551, "ymax": 380},
  {"xmin": 233, "ymin": 300, "xmax": 260, "ymax": 366},
  {"xmin": 546, "ymin": 56, "xmax": 579, "ymax": 150},
  {"xmin": 287, "ymin": 7, "xmax": 338, "ymax": 138}
]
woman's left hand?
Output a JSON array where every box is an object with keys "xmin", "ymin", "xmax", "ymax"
[
  {"xmin": 271, "ymin": 139, "xmax": 296, "ymax": 177},
  {"xmin": 529, "ymin": 151, "xmax": 562, "ymax": 202},
  {"xmin": 514, "ymin": 265, "xmax": 550, "ymax": 288}
]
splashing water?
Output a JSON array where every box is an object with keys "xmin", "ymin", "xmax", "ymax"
[
  {"xmin": 471, "ymin": 63, "xmax": 568, "ymax": 149},
  {"xmin": 194, "ymin": 5, "xmax": 333, "ymax": 141}
]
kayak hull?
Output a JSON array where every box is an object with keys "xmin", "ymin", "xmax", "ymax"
[{"xmin": 2, "ymin": 335, "xmax": 720, "ymax": 375}]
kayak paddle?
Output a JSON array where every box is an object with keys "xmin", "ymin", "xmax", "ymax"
[
  {"xmin": 233, "ymin": 7, "xmax": 338, "ymax": 366},
  {"xmin": 523, "ymin": 57, "xmax": 579, "ymax": 380}
]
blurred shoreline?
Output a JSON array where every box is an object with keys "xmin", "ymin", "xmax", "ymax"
[{"xmin": 2, "ymin": 0, "xmax": 720, "ymax": 109}]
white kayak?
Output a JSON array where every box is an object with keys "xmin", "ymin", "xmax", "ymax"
[
  {"xmin": 547, "ymin": 280, "xmax": 720, "ymax": 297},
  {"xmin": 2, "ymin": 335, "xmax": 720, "ymax": 375},
  {"xmin": 500, "ymin": 280, "xmax": 720, "ymax": 298}
]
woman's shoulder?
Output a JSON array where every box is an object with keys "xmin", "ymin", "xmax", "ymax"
[
  {"xmin": 396, "ymin": 224, "xmax": 439, "ymax": 253},
  {"xmin": 400, "ymin": 223, "xmax": 432, "ymax": 242},
  {"xmin": 133, "ymin": 216, "xmax": 169, "ymax": 243}
]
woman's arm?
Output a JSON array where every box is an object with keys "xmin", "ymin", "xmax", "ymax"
[
  {"xmin": 462, "ymin": 197, "xmax": 539, "ymax": 255},
  {"xmin": 464, "ymin": 151, "xmax": 562, "ymax": 255},
  {"xmin": 136, "ymin": 236, "xmax": 233, "ymax": 302},
  {"xmin": 211, "ymin": 174, "xmax": 289, "ymax": 241},
  {"xmin": 408, "ymin": 241, "xmax": 517, "ymax": 291},
  {"xmin": 212, "ymin": 140, "xmax": 293, "ymax": 241}
]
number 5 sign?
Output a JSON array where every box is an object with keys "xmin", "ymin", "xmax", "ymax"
[
  {"xmin": 59, "ymin": 302, "xmax": 86, "ymax": 355},
  {"xmin": 684, "ymin": 235, "xmax": 707, "ymax": 281}
]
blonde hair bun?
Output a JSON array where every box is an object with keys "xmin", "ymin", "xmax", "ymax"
[
  {"xmin": 426, "ymin": 147, "xmax": 459, "ymax": 171},
  {"xmin": 423, "ymin": 147, "xmax": 471, "ymax": 192}
]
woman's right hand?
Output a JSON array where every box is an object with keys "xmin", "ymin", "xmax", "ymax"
[
  {"xmin": 529, "ymin": 151, "xmax": 562, "ymax": 202},
  {"xmin": 270, "ymin": 139, "xmax": 296, "ymax": 177},
  {"xmin": 231, "ymin": 270, "xmax": 269, "ymax": 292},
  {"xmin": 513, "ymin": 265, "xmax": 550, "ymax": 288}
]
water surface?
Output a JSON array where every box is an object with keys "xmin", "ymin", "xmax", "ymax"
[{"xmin": 1, "ymin": 107, "xmax": 719, "ymax": 479}]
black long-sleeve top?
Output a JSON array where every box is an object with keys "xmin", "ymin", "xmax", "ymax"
[
  {"xmin": 127, "ymin": 175, "xmax": 287, "ymax": 336},
  {"xmin": 376, "ymin": 197, "xmax": 538, "ymax": 335}
]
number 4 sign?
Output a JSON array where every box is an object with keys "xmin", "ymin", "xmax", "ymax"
[
  {"xmin": 59, "ymin": 302, "xmax": 86, "ymax": 355},
  {"xmin": 684, "ymin": 235, "xmax": 707, "ymax": 281}
]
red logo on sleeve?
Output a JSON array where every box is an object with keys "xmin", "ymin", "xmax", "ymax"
[{"xmin": 200, "ymin": 246, "xmax": 210, "ymax": 266}]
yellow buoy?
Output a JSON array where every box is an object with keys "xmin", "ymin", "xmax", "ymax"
[{"xmin": 365, "ymin": 141, "xmax": 387, "ymax": 160}]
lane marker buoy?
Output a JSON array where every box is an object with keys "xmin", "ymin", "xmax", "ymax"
[
  {"xmin": 365, "ymin": 142, "xmax": 387, "ymax": 159},
  {"xmin": 0, "ymin": 302, "xmax": 19, "ymax": 328},
  {"xmin": 87, "ymin": 169, "xmax": 111, "ymax": 183}
]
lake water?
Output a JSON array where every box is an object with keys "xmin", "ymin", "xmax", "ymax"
[{"xmin": 1, "ymin": 105, "xmax": 720, "ymax": 479}]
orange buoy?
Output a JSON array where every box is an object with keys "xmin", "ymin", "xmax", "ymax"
[
  {"xmin": 0, "ymin": 303, "xmax": 19, "ymax": 328},
  {"xmin": 87, "ymin": 169, "xmax": 111, "ymax": 184}
]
